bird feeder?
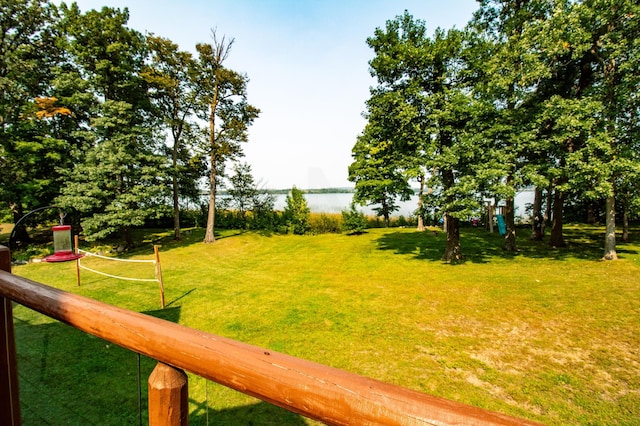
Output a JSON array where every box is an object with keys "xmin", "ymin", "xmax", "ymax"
[{"xmin": 43, "ymin": 225, "xmax": 83, "ymax": 262}]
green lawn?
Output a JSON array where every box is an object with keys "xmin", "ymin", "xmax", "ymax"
[{"xmin": 11, "ymin": 225, "xmax": 640, "ymax": 425}]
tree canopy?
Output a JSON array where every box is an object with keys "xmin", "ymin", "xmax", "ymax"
[
  {"xmin": 351, "ymin": 1, "xmax": 640, "ymax": 261},
  {"xmin": 2, "ymin": 0, "xmax": 638, "ymax": 261},
  {"xmin": 0, "ymin": 0, "xmax": 259, "ymax": 247}
]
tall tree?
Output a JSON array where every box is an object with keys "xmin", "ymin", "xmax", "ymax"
[
  {"xmin": 348, "ymin": 128, "xmax": 412, "ymax": 228},
  {"xmin": 143, "ymin": 35, "xmax": 205, "ymax": 240},
  {"xmin": 56, "ymin": 4, "xmax": 166, "ymax": 247},
  {"xmin": 526, "ymin": 0, "xmax": 640, "ymax": 258},
  {"xmin": 195, "ymin": 31, "xmax": 260, "ymax": 243},
  {"xmin": 470, "ymin": 0, "xmax": 553, "ymax": 252},
  {"xmin": 582, "ymin": 0, "xmax": 640, "ymax": 259},
  {"xmin": 0, "ymin": 0, "xmax": 65, "ymax": 243},
  {"xmin": 226, "ymin": 162, "xmax": 274, "ymax": 229},
  {"xmin": 365, "ymin": 12, "xmax": 481, "ymax": 261}
]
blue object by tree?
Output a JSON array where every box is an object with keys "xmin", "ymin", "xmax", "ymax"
[{"xmin": 496, "ymin": 215, "xmax": 507, "ymax": 236}]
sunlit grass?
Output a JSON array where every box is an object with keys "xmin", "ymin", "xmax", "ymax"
[{"xmin": 11, "ymin": 225, "xmax": 640, "ymax": 425}]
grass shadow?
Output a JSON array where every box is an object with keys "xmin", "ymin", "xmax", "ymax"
[
  {"xmin": 142, "ymin": 305, "xmax": 182, "ymax": 323},
  {"xmin": 375, "ymin": 229, "xmax": 503, "ymax": 264},
  {"xmin": 165, "ymin": 288, "xmax": 197, "ymax": 308},
  {"xmin": 375, "ymin": 225, "xmax": 640, "ymax": 263},
  {"xmin": 189, "ymin": 398, "xmax": 309, "ymax": 425},
  {"xmin": 514, "ymin": 225, "xmax": 639, "ymax": 261},
  {"xmin": 375, "ymin": 231, "xmax": 445, "ymax": 262}
]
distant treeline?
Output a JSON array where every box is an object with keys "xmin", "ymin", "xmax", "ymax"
[{"xmin": 218, "ymin": 188, "xmax": 357, "ymax": 196}]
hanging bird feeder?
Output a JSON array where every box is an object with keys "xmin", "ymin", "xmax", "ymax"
[{"xmin": 43, "ymin": 218, "xmax": 83, "ymax": 262}]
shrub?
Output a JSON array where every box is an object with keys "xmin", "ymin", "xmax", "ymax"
[
  {"xmin": 341, "ymin": 204, "xmax": 368, "ymax": 234},
  {"xmin": 180, "ymin": 208, "xmax": 206, "ymax": 228},
  {"xmin": 249, "ymin": 209, "xmax": 280, "ymax": 232},
  {"xmin": 310, "ymin": 213, "xmax": 342, "ymax": 234},
  {"xmin": 283, "ymin": 186, "xmax": 311, "ymax": 235}
]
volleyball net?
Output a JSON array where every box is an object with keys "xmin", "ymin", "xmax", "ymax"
[{"xmin": 75, "ymin": 243, "xmax": 165, "ymax": 308}]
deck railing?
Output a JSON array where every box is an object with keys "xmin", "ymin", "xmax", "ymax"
[{"xmin": 0, "ymin": 245, "xmax": 542, "ymax": 425}]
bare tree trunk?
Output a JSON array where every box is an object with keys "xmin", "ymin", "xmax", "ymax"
[
  {"xmin": 486, "ymin": 201, "xmax": 494, "ymax": 233},
  {"xmin": 416, "ymin": 175, "xmax": 425, "ymax": 232},
  {"xmin": 545, "ymin": 183, "xmax": 553, "ymax": 233},
  {"xmin": 443, "ymin": 213, "xmax": 462, "ymax": 262},
  {"xmin": 124, "ymin": 226, "xmax": 134, "ymax": 249},
  {"xmin": 172, "ymin": 169, "xmax": 181, "ymax": 241},
  {"xmin": 622, "ymin": 191, "xmax": 630, "ymax": 243},
  {"xmin": 549, "ymin": 188, "xmax": 566, "ymax": 248},
  {"xmin": 502, "ymin": 197, "xmax": 517, "ymax": 251},
  {"xmin": 531, "ymin": 187, "xmax": 544, "ymax": 241},
  {"xmin": 204, "ymin": 156, "xmax": 217, "ymax": 243},
  {"xmin": 10, "ymin": 204, "xmax": 30, "ymax": 248},
  {"xmin": 622, "ymin": 207, "xmax": 629, "ymax": 243},
  {"xmin": 587, "ymin": 203, "xmax": 597, "ymax": 224},
  {"xmin": 603, "ymin": 194, "xmax": 618, "ymax": 260},
  {"xmin": 204, "ymin": 88, "xmax": 219, "ymax": 243}
]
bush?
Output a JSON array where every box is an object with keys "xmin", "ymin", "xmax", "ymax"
[
  {"xmin": 180, "ymin": 208, "xmax": 206, "ymax": 228},
  {"xmin": 249, "ymin": 209, "xmax": 281, "ymax": 232},
  {"xmin": 13, "ymin": 244, "xmax": 52, "ymax": 262},
  {"xmin": 310, "ymin": 213, "xmax": 342, "ymax": 234},
  {"xmin": 341, "ymin": 204, "xmax": 368, "ymax": 234},
  {"xmin": 283, "ymin": 186, "xmax": 311, "ymax": 235}
]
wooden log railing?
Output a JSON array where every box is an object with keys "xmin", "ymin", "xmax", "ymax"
[
  {"xmin": 0, "ymin": 246, "xmax": 543, "ymax": 425},
  {"xmin": 0, "ymin": 246, "xmax": 21, "ymax": 426}
]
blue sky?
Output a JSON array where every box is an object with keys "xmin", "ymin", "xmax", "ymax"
[{"xmin": 68, "ymin": 0, "xmax": 479, "ymax": 189}]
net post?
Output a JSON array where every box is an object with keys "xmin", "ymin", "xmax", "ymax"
[
  {"xmin": 0, "ymin": 245, "xmax": 22, "ymax": 425},
  {"xmin": 74, "ymin": 235, "xmax": 81, "ymax": 286},
  {"xmin": 154, "ymin": 245, "xmax": 165, "ymax": 309}
]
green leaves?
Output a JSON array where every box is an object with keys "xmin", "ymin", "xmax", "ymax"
[
  {"xmin": 194, "ymin": 30, "xmax": 260, "ymax": 243},
  {"xmin": 283, "ymin": 186, "xmax": 311, "ymax": 235},
  {"xmin": 357, "ymin": 12, "xmax": 482, "ymax": 255},
  {"xmin": 52, "ymin": 5, "xmax": 166, "ymax": 246}
]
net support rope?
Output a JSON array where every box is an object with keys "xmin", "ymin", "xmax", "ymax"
[{"xmin": 77, "ymin": 249, "xmax": 158, "ymax": 282}]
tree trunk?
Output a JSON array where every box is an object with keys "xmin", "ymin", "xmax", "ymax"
[
  {"xmin": 204, "ymin": 95, "xmax": 218, "ymax": 244},
  {"xmin": 486, "ymin": 202, "xmax": 494, "ymax": 233},
  {"xmin": 531, "ymin": 187, "xmax": 544, "ymax": 241},
  {"xmin": 204, "ymin": 157, "xmax": 216, "ymax": 243},
  {"xmin": 10, "ymin": 204, "xmax": 31, "ymax": 248},
  {"xmin": 172, "ymin": 141, "xmax": 181, "ymax": 240},
  {"xmin": 502, "ymin": 196, "xmax": 517, "ymax": 251},
  {"xmin": 587, "ymin": 203, "xmax": 597, "ymax": 224},
  {"xmin": 603, "ymin": 194, "xmax": 618, "ymax": 260},
  {"xmin": 622, "ymin": 204, "xmax": 629, "ymax": 243},
  {"xmin": 621, "ymin": 191, "xmax": 630, "ymax": 243},
  {"xmin": 443, "ymin": 213, "xmax": 462, "ymax": 262},
  {"xmin": 124, "ymin": 226, "xmax": 134, "ymax": 249},
  {"xmin": 545, "ymin": 182, "xmax": 553, "ymax": 232},
  {"xmin": 416, "ymin": 175, "xmax": 425, "ymax": 232},
  {"xmin": 549, "ymin": 188, "xmax": 566, "ymax": 248},
  {"xmin": 381, "ymin": 196, "xmax": 390, "ymax": 228},
  {"xmin": 172, "ymin": 172, "xmax": 181, "ymax": 241}
]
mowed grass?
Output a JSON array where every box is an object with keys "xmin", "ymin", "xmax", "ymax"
[{"xmin": 11, "ymin": 225, "xmax": 640, "ymax": 425}]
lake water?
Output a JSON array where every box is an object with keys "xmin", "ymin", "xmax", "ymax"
[{"xmin": 272, "ymin": 190, "xmax": 535, "ymax": 218}]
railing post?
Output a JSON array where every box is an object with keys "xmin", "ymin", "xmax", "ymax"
[
  {"xmin": 0, "ymin": 245, "xmax": 21, "ymax": 425},
  {"xmin": 148, "ymin": 361, "xmax": 188, "ymax": 426}
]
